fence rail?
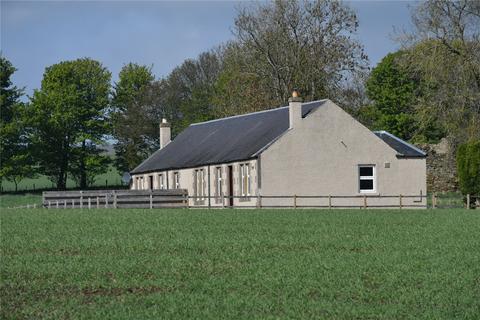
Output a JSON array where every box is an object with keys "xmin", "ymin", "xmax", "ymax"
[
  {"xmin": 43, "ymin": 189, "xmax": 188, "ymax": 209},
  {"xmin": 38, "ymin": 191, "xmax": 480, "ymax": 210}
]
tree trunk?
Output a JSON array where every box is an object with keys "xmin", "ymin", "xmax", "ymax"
[
  {"xmin": 80, "ymin": 140, "xmax": 87, "ymax": 189},
  {"xmin": 14, "ymin": 180, "xmax": 18, "ymax": 192}
]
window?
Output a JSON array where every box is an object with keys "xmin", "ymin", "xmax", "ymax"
[
  {"xmin": 240, "ymin": 163, "xmax": 251, "ymax": 196},
  {"xmin": 158, "ymin": 174, "xmax": 165, "ymax": 190},
  {"xmin": 359, "ymin": 165, "xmax": 376, "ymax": 193},
  {"xmin": 216, "ymin": 167, "xmax": 222, "ymax": 198},
  {"xmin": 194, "ymin": 169, "xmax": 204, "ymax": 200},
  {"xmin": 173, "ymin": 172, "xmax": 180, "ymax": 189}
]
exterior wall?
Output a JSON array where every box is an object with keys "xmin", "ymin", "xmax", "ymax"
[
  {"xmin": 260, "ymin": 100, "xmax": 427, "ymax": 208},
  {"xmin": 130, "ymin": 159, "xmax": 258, "ymax": 207}
]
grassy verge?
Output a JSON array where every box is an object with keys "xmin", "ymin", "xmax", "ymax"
[{"xmin": 1, "ymin": 209, "xmax": 479, "ymax": 319}]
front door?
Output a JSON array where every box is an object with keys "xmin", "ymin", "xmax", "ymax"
[{"xmin": 228, "ymin": 165, "xmax": 234, "ymax": 207}]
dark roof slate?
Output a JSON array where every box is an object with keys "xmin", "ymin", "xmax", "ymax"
[
  {"xmin": 374, "ymin": 131, "xmax": 427, "ymax": 158},
  {"xmin": 131, "ymin": 100, "xmax": 327, "ymax": 174}
]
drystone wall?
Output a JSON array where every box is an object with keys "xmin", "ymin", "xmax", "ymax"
[{"xmin": 418, "ymin": 139, "xmax": 458, "ymax": 193}]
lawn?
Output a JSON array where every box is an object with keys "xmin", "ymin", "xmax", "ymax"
[{"xmin": 1, "ymin": 209, "xmax": 479, "ymax": 319}]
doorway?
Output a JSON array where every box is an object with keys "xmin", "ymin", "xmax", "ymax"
[
  {"xmin": 148, "ymin": 175, "xmax": 153, "ymax": 190},
  {"xmin": 227, "ymin": 165, "xmax": 233, "ymax": 207}
]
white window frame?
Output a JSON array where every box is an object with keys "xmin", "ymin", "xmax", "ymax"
[
  {"xmin": 174, "ymin": 172, "xmax": 180, "ymax": 189},
  {"xmin": 195, "ymin": 169, "xmax": 204, "ymax": 200},
  {"xmin": 158, "ymin": 174, "xmax": 165, "ymax": 190},
  {"xmin": 240, "ymin": 163, "xmax": 251, "ymax": 196},
  {"xmin": 358, "ymin": 165, "xmax": 376, "ymax": 194},
  {"xmin": 216, "ymin": 167, "xmax": 222, "ymax": 197}
]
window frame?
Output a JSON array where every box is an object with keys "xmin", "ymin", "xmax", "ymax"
[
  {"xmin": 158, "ymin": 174, "xmax": 165, "ymax": 190},
  {"xmin": 358, "ymin": 165, "xmax": 376, "ymax": 194},
  {"xmin": 240, "ymin": 163, "xmax": 251, "ymax": 197},
  {"xmin": 173, "ymin": 172, "xmax": 180, "ymax": 189},
  {"xmin": 216, "ymin": 167, "xmax": 222, "ymax": 198}
]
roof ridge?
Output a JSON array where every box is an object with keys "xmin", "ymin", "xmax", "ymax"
[{"xmin": 190, "ymin": 99, "xmax": 327, "ymax": 126}]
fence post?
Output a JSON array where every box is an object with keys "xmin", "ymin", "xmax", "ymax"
[
  {"xmin": 466, "ymin": 194, "xmax": 470, "ymax": 209},
  {"xmin": 363, "ymin": 195, "xmax": 367, "ymax": 209},
  {"xmin": 256, "ymin": 194, "xmax": 261, "ymax": 209},
  {"xmin": 56, "ymin": 201, "xmax": 59, "ymax": 209},
  {"xmin": 88, "ymin": 197, "xmax": 91, "ymax": 209},
  {"xmin": 72, "ymin": 199, "xmax": 75, "ymax": 209},
  {"xmin": 149, "ymin": 191, "xmax": 153, "ymax": 209},
  {"xmin": 293, "ymin": 194, "xmax": 297, "ymax": 209},
  {"xmin": 432, "ymin": 193, "xmax": 436, "ymax": 209},
  {"xmin": 80, "ymin": 191, "xmax": 83, "ymax": 209},
  {"xmin": 113, "ymin": 191, "xmax": 117, "ymax": 209},
  {"xmin": 96, "ymin": 197, "xmax": 99, "ymax": 209},
  {"xmin": 105, "ymin": 195, "xmax": 108, "ymax": 208},
  {"xmin": 48, "ymin": 201, "xmax": 51, "ymax": 209},
  {"xmin": 328, "ymin": 195, "xmax": 332, "ymax": 209},
  {"xmin": 399, "ymin": 194, "xmax": 403, "ymax": 209},
  {"xmin": 34, "ymin": 204, "xmax": 37, "ymax": 209}
]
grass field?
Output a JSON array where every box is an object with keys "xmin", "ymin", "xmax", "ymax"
[
  {"xmin": 1, "ymin": 209, "xmax": 479, "ymax": 319},
  {"xmin": 1, "ymin": 165, "xmax": 123, "ymax": 192}
]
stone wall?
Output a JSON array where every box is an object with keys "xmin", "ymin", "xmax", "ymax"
[{"xmin": 418, "ymin": 139, "xmax": 458, "ymax": 193}]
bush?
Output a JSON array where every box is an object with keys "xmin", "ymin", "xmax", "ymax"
[{"xmin": 456, "ymin": 140, "xmax": 480, "ymax": 207}]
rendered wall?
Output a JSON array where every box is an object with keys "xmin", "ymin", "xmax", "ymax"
[
  {"xmin": 131, "ymin": 159, "xmax": 258, "ymax": 207},
  {"xmin": 259, "ymin": 100, "xmax": 427, "ymax": 208}
]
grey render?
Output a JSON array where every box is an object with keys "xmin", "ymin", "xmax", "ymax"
[{"xmin": 130, "ymin": 99, "xmax": 427, "ymax": 208}]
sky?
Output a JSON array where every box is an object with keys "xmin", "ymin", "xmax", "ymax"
[{"xmin": 1, "ymin": 1, "xmax": 416, "ymax": 98}]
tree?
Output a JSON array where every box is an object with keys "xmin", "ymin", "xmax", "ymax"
[
  {"xmin": 398, "ymin": 0, "xmax": 480, "ymax": 147},
  {"xmin": 27, "ymin": 58, "xmax": 111, "ymax": 189},
  {"xmin": 363, "ymin": 52, "xmax": 422, "ymax": 141},
  {"xmin": 111, "ymin": 63, "xmax": 156, "ymax": 173},
  {"xmin": 456, "ymin": 140, "xmax": 480, "ymax": 207},
  {"xmin": 0, "ymin": 56, "xmax": 33, "ymax": 191},
  {"xmin": 220, "ymin": 0, "xmax": 367, "ymax": 113}
]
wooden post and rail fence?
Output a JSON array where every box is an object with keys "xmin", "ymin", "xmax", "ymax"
[{"xmin": 0, "ymin": 190, "xmax": 463, "ymax": 210}]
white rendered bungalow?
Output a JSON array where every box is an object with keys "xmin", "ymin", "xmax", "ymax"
[{"xmin": 131, "ymin": 93, "xmax": 427, "ymax": 208}]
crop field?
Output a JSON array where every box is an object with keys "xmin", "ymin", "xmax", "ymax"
[{"xmin": 1, "ymin": 209, "xmax": 479, "ymax": 319}]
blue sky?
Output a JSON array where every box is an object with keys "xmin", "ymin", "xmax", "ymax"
[{"xmin": 1, "ymin": 1, "xmax": 415, "ymax": 98}]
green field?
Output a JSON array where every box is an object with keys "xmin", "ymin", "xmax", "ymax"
[
  {"xmin": 1, "ymin": 209, "xmax": 479, "ymax": 319},
  {"xmin": 1, "ymin": 165, "xmax": 123, "ymax": 192}
]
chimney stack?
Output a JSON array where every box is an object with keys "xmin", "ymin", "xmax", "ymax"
[
  {"xmin": 159, "ymin": 118, "xmax": 171, "ymax": 149},
  {"xmin": 289, "ymin": 89, "xmax": 303, "ymax": 129}
]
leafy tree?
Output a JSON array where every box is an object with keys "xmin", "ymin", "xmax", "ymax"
[
  {"xmin": 398, "ymin": 0, "xmax": 480, "ymax": 147},
  {"xmin": 111, "ymin": 63, "xmax": 156, "ymax": 173},
  {"xmin": 363, "ymin": 52, "xmax": 419, "ymax": 141},
  {"xmin": 456, "ymin": 140, "xmax": 480, "ymax": 207},
  {"xmin": 222, "ymin": 0, "xmax": 367, "ymax": 112},
  {"xmin": 27, "ymin": 58, "xmax": 111, "ymax": 189},
  {"xmin": 0, "ymin": 56, "xmax": 34, "ymax": 191}
]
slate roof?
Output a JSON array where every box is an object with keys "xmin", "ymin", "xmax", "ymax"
[
  {"xmin": 131, "ymin": 100, "xmax": 327, "ymax": 174},
  {"xmin": 374, "ymin": 131, "xmax": 427, "ymax": 158},
  {"xmin": 131, "ymin": 100, "xmax": 427, "ymax": 174}
]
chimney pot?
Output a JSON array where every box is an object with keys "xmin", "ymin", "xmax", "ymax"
[{"xmin": 288, "ymin": 91, "xmax": 303, "ymax": 129}]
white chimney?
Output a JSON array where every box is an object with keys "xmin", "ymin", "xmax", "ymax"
[
  {"xmin": 159, "ymin": 118, "xmax": 171, "ymax": 149},
  {"xmin": 289, "ymin": 90, "xmax": 303, "ymax": 129}
]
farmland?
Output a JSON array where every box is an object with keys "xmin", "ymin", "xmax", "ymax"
[{"xmin": 1, "ymin": 209, "xmax": 479, "ymax": 319}]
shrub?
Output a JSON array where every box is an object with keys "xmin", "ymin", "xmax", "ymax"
[{"xmin": 456, "ymin": 140, "xmax": 480, "ymax": 207}]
